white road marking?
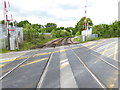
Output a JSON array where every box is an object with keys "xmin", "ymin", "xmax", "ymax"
[
  {"xmin": 60, "ymin": 59, "xmax": 68, "ymax": 64},
  {"xmin": 0, "ymin": 56, "xmax": 30, "ymax": 80},
  {"xmin": 91, "ymin": 53, "xmax": 120, "ymax": 71},
  {"xmin": 96, "ymin": 42, "xmax": 116, "ymax": 52},
  {"xmin": 70, "ymin": 46, "xmax": 106, "ymax": 88},
  {"xmin": 36, "ymin": 48, "xmax": 54, "ymax": 88}
]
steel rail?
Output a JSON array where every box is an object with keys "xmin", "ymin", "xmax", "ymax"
[
  {"xmin": 69, "ymin": 45, "xmax": 107, "ymax": 89},
  {"xmin": 0, "ymin": 55, "xmax": 32, "ymax": 80},
  {"xmin": 36, "ymin": 38, "xmax": 67, "ymax": 89},
  {"xmin": 75, "ymin": 44, "xmax": 120, "ymax": 71},
  {"xmin": 0, "ymin": 48, "xmax": 52, "ymax": 80},
  {"xmin": 36, "ymin": 47, "xmax": 55, "ymax": 89}
]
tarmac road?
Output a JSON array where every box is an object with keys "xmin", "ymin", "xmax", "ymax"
[{"xmin": 0, "ymin": 38, "xmax": 119, "ymax": 89}]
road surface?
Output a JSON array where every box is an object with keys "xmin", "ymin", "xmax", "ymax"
[{"xmin": 0, "ymin": 38, "xmax": 119, "ymax": 89}]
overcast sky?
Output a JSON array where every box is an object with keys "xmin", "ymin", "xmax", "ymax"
[{"xmin": 0, "ymin": 0, "xmax": 119, "ymax": 27}]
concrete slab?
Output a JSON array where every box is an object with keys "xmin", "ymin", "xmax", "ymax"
[{"xmin": 60, "ymin": 46, "xmax": 78, "ymax": 88}]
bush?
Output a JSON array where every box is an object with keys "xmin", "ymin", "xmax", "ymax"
[{"xmin": 92, "ymin": 21, "xmax": 120, "ymax": 38}]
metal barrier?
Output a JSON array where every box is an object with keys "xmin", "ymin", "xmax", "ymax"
[{"xmin": 0, "ymin": 24, "xmax": 23, "ymax": 50}]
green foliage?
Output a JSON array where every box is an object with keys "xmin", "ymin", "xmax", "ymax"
[
  {"xmin": 75, "ymin": 17, "xmax": 93, "ymax": 35},
  {"xmin": 51, "ymin": 29, "xmax": 71, "ymax": 38},
  {"xmin": 0, "ymin": 20, "xmax": 17, "ymax": 26},
  {"xmin": 23, "ymin": 23, "xmax": 40, "ymax": 41},
  {"xmin": 17, "ymin": 20, "xmax": 31, "ymax": 27},
  {"xmin": 44, "ymin": 23, "xmax": 57, "ymax": 33},
  {"xmin": 0, "ymin": 49, "xmax": 10, "ymax": 53},
  {"xmin": 39, "ymin": 28, "xmax": 46, "ymax": 33},
  {"xmin": 19, "ymin": 35, "xmax": 54, "ymax": 50},
  {"xmin": 74, "ymin": 35, "xmax": 81, "ymax": 42},
  {"xmin": 65, "ymin": 27, "xmax": 75, "ymax": 35},
  {"xmin": 0, "ymin": 20, "xmax": 5, "ymax": 24},
  {"xmin": 0, "ymin": 48, "xmax": 20, "ymax": 53},
  {"xmin": 93, "ymin": 21, "xmax": 120, "ymax": 38},
  {"xmin": 45, "ymin": 23, "xmax": 57, "ymax": 28},
  {"xmin": 59, "ymin": 27, "xmax": 64, "ymax": 30},
  {"xmin": 75, "ymin": 31, "xmax": 81, "ymax": 36}
]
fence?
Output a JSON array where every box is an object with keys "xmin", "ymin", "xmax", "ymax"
[
  {"xmin": 0, "ymin": 24, "xmax": 8, "ymax": 49},
  {"xmin": 0, "ymin": 24, "xmax": 23, "ymax": 50}
]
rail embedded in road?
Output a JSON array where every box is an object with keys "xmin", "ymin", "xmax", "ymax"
[{"xmin": 1, "ymin": 38, "xmax": 119, "ymax": 88}]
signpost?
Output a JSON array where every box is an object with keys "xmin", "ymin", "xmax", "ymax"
[
  {"xmin": 81, "ymin": 0, "xmax": 93, "ymax": 42},
  {"xmin": 3, "ymin": 0, "xmax": 15, "ymax": 50}
]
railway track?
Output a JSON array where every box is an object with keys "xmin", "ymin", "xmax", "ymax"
[
  {"xmin": 0, "ymin": 38, "xmax": 74, "ymax": 82},
  {"xmin": 69, "ymin": 46, "xmax": 106, "ymax": 88},
  {"xmin": 31, "ymin": 37, "xmax": 76, "ymax": 49},
  {"xmin": 44, "ymin": 37, "xmax": 75, "ymax": 47},
  {"xmin": 1, "ymin": 38, "xmax": 65, "ymax": 88},
  {"xmin": 41, "ymin": 37, "xmax": 75, "ymax": 48},
  {"xmin": 74, "ymin": 44, "xmax": 120, "ymax": 71},
  {"xmin": 67, "ymin": 44, "xmax": 119, "ymax": 88},
  {"xmin": 1, "ymin": 38, "xmax": 119, "ymax": 88},
  {"xmin": 0, "ymin": 52, "xmax": 38, "ymax": 80},
  {"xmin": 36, "ymin": 42, "xmax": 119, "ymax": 88}
]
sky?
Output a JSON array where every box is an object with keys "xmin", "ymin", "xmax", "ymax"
[{"xmin": 0, "ymin": 0, "xmax": 119, "ymax": 27}]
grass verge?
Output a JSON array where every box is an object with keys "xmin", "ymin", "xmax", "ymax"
[
  {"xmin": 0, "ymin": 49, "xmax": 11, "ymax": 53},
  {"xmin": 73, "ymin": 36, "xmax": 112, "ymax": 43},
  {"xmin": 0, "ymin": 35, "xmax": 55, "ymax": 53},
  {"xmin": 19, "ymin": 36, "xmax": 54, "ymax": 51}
]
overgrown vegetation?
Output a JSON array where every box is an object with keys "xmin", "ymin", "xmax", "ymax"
[
  {"xmin": 0, "ymin": 49, "xmax": 10, "ymax": 53},
  {"xmin": 16, "ymin": 21, "xmax": 77, "ymax": 50},
  {"xmin": 19, "ymin": 34, "xmax": 54, "ymax": 50},
  {"xmin": 75, "ymin": 17, "xmax": 93, "ymax": 35},
  {"xmin": 74, "ymin": 17, "xmax": 119, "ymax": 43},
  {"xmin": 0, "ymin": 48, "xmax": 20, "ymax": 53},
  {"xmin": 0, "ymin": 17, "xmax": 119, "ymax": 52},
  {"xmin": 92, "ymin": 21, "xmax": 120, "ymax": 38},
  {"xmin": 16, "ymin": 21, "xmax": 76, "ymax": 50}
]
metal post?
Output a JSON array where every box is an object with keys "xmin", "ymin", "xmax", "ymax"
[
  {"xmin": 85, "ymin": 0, "xmax": 87, "ymax": 30},
  {"xmin": 6, "ymin": 21, "xmax": 10, "ymax": 50},
  {"xmin": 3, "ymin": 0, "xmax": 10, "ymax": 50},
  {"xmin": 7, "ymin": 25, "xmax": 10, "ymax": 50}
]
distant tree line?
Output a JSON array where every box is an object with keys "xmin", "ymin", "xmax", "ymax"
[
  {"xmin": 0, "ymin": 17, "xmax": 119, "ymax": 41},
  {"xmin": 75, "ymin": 17, "xmax": 93, "ymax": 35},
  {"xmin": 92, "ymin": 21, "xmax": 120, "ymax": 37},
  {"xmin": 15, "ymin": 20, "xmax": 76, "ymax": 39},
  {"xmin": 75, "ymin": 17, "xmax": 119, "ymax": 38}
]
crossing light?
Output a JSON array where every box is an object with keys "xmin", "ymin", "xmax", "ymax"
[{"xmin": 88, "ymin": 21, "xmax": 91, "ymax": 26}]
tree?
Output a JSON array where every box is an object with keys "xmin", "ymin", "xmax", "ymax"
[
  {"xmin": 92, "ymin": 24, "xmax": 109, "ymax": 37},
  {"xmin": 23, "ymin": 23, "xmax": 40, "ymax": 41},
  {"xmin": 65, "ymin": 27, "xmax": 75, "ymax": 35},
  {"xmin": 75, "ymin": 17, "xmax": 93, "ymax": 35},
  {"xmin": 17, "ymin": 20, "xmax": 31, "ymax": 27},
  {"xmin": 92, "ymin": 21, "xmax": 120, "ymax": 38},
  {"xmin": 45, "ymin": 23, "xmax": 57, "ymax": 28},
  {"xmin": 59, "ymin": 27, "xmax": 64, "ymax": 30},
  {"xmin": 44, "ymin": 23, "xmax": 57, "ymax": 33},
  {"xmin": 0, "ymin": 20, "xmax": 5, "ymax": 24},
  {"xmin": 109, "ymin": 21, "xmax": 120, "ymax": 37},
  {"xmin": 51, "ymin": 29, "xmax": 72, "ymax": 38},
  {"xmin": 0, "ymin": 20, "xmax": 15, "ymax": 26}
]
